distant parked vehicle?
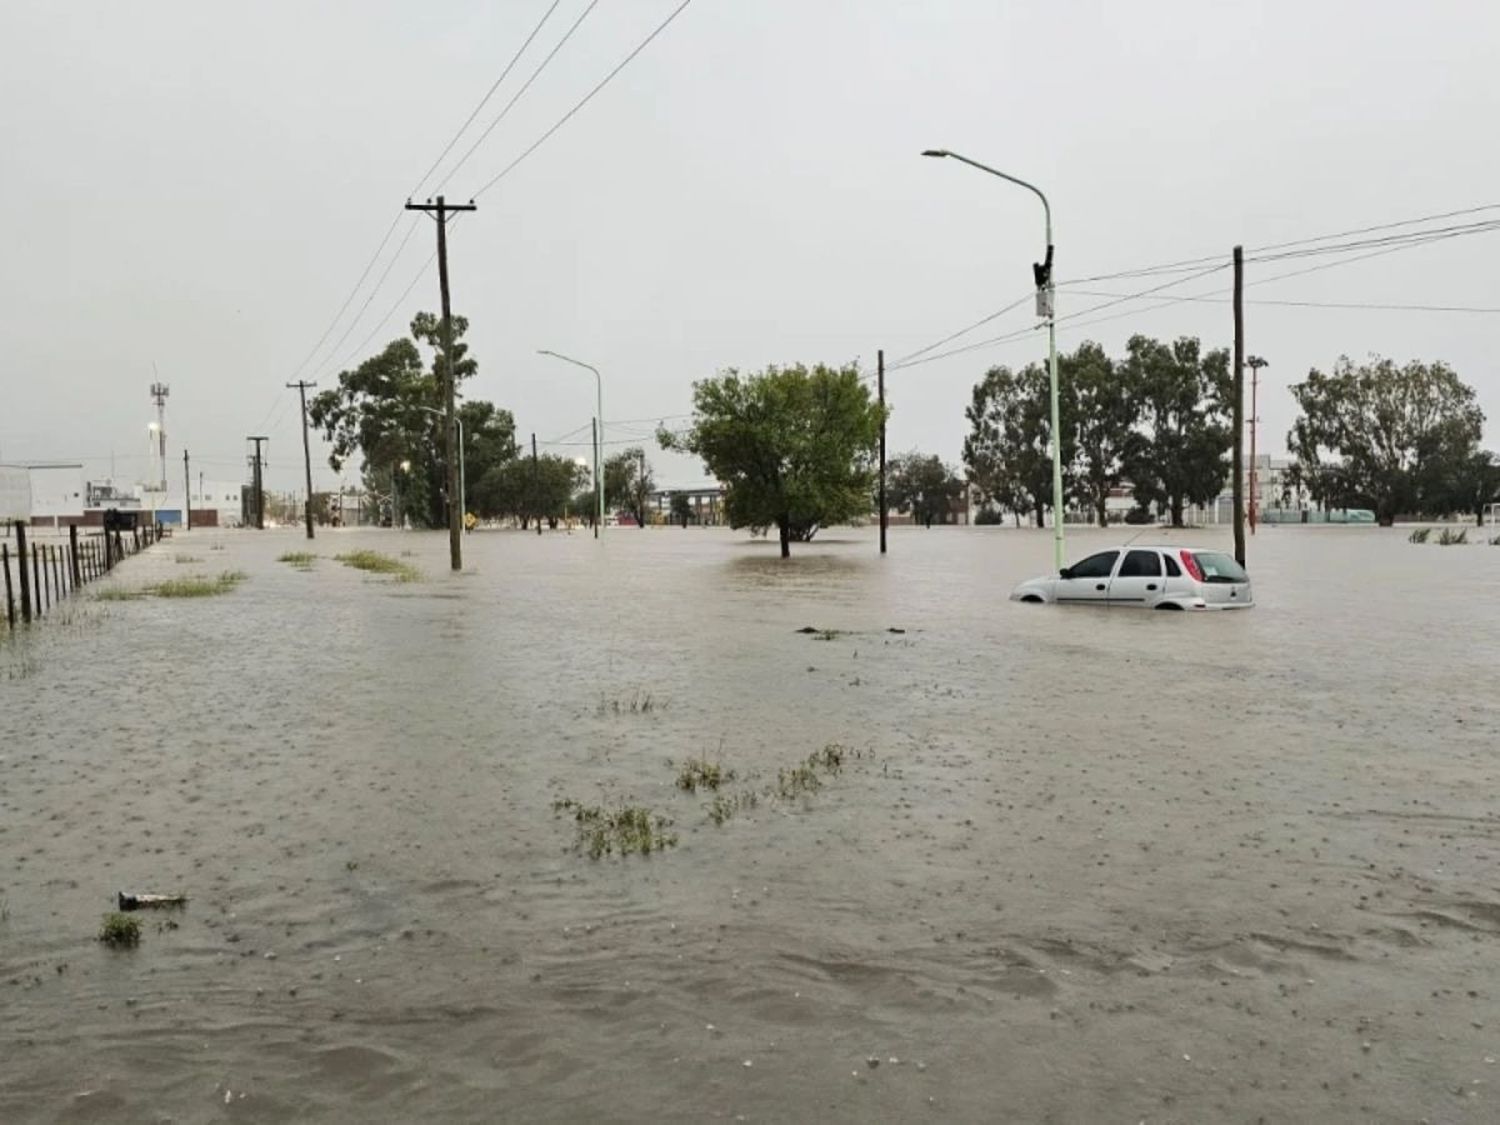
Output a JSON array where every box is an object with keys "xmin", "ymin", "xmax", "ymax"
[{"xmin": 1010, "ymin": 546, "xmax": 1253, "ymax": 610}]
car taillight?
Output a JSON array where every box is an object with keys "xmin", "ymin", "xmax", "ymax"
[{"xmin": 1179, "ymin": 550, "xmax": 1204, "ymax": 581}]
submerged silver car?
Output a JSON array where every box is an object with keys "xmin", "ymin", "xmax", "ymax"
[{"xmin": 1010, "ymin": 545, "xmax": 1254, "ymax": 610}]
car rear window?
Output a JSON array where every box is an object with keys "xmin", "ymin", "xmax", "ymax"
[
  {"xmin": 1193, "ymin": 552, "xmax": 1248, "ymax": 583},
  {"xmin": 1162, "ymin": 553, "xmax": 1181, "ymax": 577}
]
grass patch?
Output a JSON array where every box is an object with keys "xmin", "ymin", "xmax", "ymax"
[
  {"xmin": 676, "ymin": 756, "xmax": 733, "ymax": 793},
  {"xmin": 1490, "ymin": 534, "xmax": 1500, "ymax": 546},
  {"xmin": 598, "ymin": 690, "xmax": 659, "ymax": 715},
  {"xmin": 777, "ymin": 743, "xmax": 850, "ymax": 799},
  {"xmin": 334, "ymin": 550, "xmax": 420, "ymax": 582},
  {"xmin": 552, "ymin": 799, "xmax": 677, "ymax": 858},
  {"xmin": 707, "ymin": 790, "xmax": 760, "ymax": 826},
  {"xmin": 2, "ymin": 658, "xmax": 41, "ymax": 681},
  {"xmin": 1408, "ymin": 527, "xmax": 1433, "ymax": 543},
  {"xmin": 91, "ymin": 587, "xmax": 146, "ymax": 602},
  {"xmin": 98, "ymin": 912, "xmax": 141, "ymax": 948},
  {"xmin": 277, "ymin": 551, "xmax": 318, "ymax": 566},
  {"xmin": 173, "ymin": 553, "xmax": 202, "ymax": 564},
  {"xmin": 1436, "ymin": 527, "xmax": 1469, "ymax": 546},
  {"xmin": 147, "ymin": 570, "xmax": 247, "ymax": 598}
]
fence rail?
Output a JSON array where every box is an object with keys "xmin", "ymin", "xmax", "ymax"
[{"xmin": 2, "ymin": 521, "xmax": 166, "ymax": 632}]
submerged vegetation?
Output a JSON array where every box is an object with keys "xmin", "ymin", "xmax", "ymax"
[
  {"xmin": 98, "ymin": 912, "xmax": 141, "ymax": 948},
  {"xmin": 277, "ymin": 551, "xmax": 318, "ymax": 566},
  {"xmin": 147, "ymin": 570, "xmax": 247, "ymax": 598},
  {"xmin": 335, "ymin": 550, "xmax": 420, "ymax": 582},
  {"xmin": 675, "ymin": 756, "xmax": 732, "ymax": 792},
  {"xmin": 551, "ymin": 800, "xmax": 677, "ymax": 859}
]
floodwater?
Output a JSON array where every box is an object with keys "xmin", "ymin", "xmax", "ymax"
[{"xmin": 2, "ymin": 523, "xmax": 1499, "ymax": 1123}]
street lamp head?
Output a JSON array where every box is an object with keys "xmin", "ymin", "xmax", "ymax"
[
  {"xmin": 399, "ymin": 460, "xmax": 411, "ymax": 472},
  {"xmin": 921, "ymin": 149, "xmax": 949, "ymax": 158}
]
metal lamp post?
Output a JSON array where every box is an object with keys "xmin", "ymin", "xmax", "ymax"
[
  {"xmin": 417, "ymin": 406, "xmax": 466, "ymax": 532},
  {"xmin": 536, "ymin": 350, "xmax": 604, "ymax": 539},
  {"xmin": 923, "ymin": 148, "xmax": 1065, "ymax": 571}
]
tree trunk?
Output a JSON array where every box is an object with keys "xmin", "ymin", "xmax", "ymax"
[
  {"xmin": 1034, "ymin": 504, "xmax": 1045, "ymax": 529},
  {"xmin": 1095, "ymin": 496, "xmax": 1108, "ymax": 528},
  {"xmin": 1170, "ymin": 497, "xmax": 1184, "ymax": 528},
  {"xmin": 777, "ymin": 517, "xmax": 791, "ymax": 559},
  {"xmin": 1476, "ymin": 505, "xmax": 1486, "ymax": 527}
]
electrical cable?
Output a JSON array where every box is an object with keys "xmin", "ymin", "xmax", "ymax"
[{"xmin": 472, "ymin": 0, "xmax": 698, "ymax": 200}]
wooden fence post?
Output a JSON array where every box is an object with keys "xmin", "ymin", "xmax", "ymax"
[{"xmin": 2, "ymin": 542, "xmax": 14, "ymax": 628}]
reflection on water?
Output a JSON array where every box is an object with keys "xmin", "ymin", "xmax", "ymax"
[{"xmin": 2, "ymin": 524, "xmax": 1499, "ymax": 1122}]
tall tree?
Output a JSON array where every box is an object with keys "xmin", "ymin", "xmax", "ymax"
[
  {"xmin": 887, "ymin": 451, "xmax": 966, "ymax": 528},
  {"xmin": 963, "ymin": 362, "xmax": 1074, "ymax": 528},
  {"xmin": 1287, "ymin": 356, "xmax": 1483, "ymax": 525},
  {"xmin": 669, "ymin": 492, "xmax": 694, "ymax": 528},
  {"xmin": 660, "ymin": 362, "xmax": 884, "ymax": 557},
  {"xmin": 605, "ymin": 447, "xmax": 655, "ymax": 528},
  {"xmin": 308, "ymin": 313, "xmax": 510, "ymax": 528},
  {"xmin": 1120, "ymin": 335, "xmax": 1232, "ymax": 528},
  {"xmin": 1066, "ymin": 341, "xmax": 1136, "ymax": 527}
]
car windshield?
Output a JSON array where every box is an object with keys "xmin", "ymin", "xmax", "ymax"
[{"xmin": 1193, "ymin": 552, "xmax": 1248, "ymax": 583}]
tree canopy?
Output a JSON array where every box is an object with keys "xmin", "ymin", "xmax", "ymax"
[
  {"xmin": 963, "ymin": 361, "xmax": 1075, "ymax": 528},
  {"xmin": 1119, "ymin": 335, "xmax": 1232, "ymax": 528},
  {"xmin": 660, "ymin": 362, "xmax": 884, "ymax": 557},
  {"xmin": 1066, "ymin": 341, "xmax": 1135, "ymax": 528},
  {"xmin": 307, "ymin": 313, "xmax": 513, "ymax": 527},
  {"xmin": 605, "ymin": 448, "xmax": 655, "ymax": 528},
  {"xmin": 887, "ymin": 451, "xmax": 966, "ymax": 528},
  {"xmin": 1287, "ymin": 356, "xmax": 1485, "ymax": 525}
]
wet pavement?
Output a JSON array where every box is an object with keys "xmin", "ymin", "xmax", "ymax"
[{"xmin": 2, "ymin": 523, "xmax": 1498, "ymax": 1122}]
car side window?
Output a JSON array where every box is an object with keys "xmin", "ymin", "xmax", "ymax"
[
  {"xmin": 1162, "ymin": 552, "xmax": 1181, "ymax": 577},
  {"xmin": 1067, "ymin": 551, "xmax": 1119, "ymax": 580},
  {"xmin": 1118, "ymin": 549, "xmax": 1162, "ymax": 578}
]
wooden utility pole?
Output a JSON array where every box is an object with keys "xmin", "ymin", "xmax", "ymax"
[
  {"xmin": 182, "ymin": 450, "xmax": 192, "ymax": 531},
  {"xmin": 878, "ymin": 349, "xmax": 887, "ymax": 555},
  {"xmin": 531, "ymin": 432, "xmax": 541, "ymax": 535},
  {"xmin": 286, "ymin": 380, "xmax": 318, "ymax": 539},
  {"xmin": 405, "ymin": 195, "xmax": 476, "ymax": 571},
  {"xmin": 638, "ymin": 447, "xmax": 647, "ymax": 530},
  {"xmin": 1231, "ymin": 245, "xmax": 1246, "ymax": 566},
  {"xmin": 248, "ymin": 436, "xmax": 268, "ymax": 530}
]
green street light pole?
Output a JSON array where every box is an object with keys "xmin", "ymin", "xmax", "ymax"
[
  {"xmin": 923, "ymin": 149, "xmax": 1065, "ymax": 571},
  {"xmin": 537, "ymin": 350, "xmax": 604, "ymax": 539}
]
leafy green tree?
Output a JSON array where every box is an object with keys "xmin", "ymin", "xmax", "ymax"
[
  {"xmin": 308, "ymin": 313, "xmax": 511, "ymax": 528},
  {"xmin": 1120, "ymin": 335, "xmax": 1232, "ymax": 528},
  {"xmin": 1066, "ymin": 341, "xmax": 1136, "ymax": 527},
  {"xmin": 1287, "ymin": 356, "xmax": 1483, "ymax": 525},
  {"xmin": 475, "ymin": 454, "xmax": 584, "ymax": 526},
  {"xmin": 669, "ymin": 492, "xmax": 694, "ymax": 528},
  {"xmin": 604, "ymin": 448, "xmax": 655, "ymax": 528},
  {"xmin": 887, "ymin": 451, "xmax": 965, "ymax": 528},
  {"xmin": 963, "ymin": 362, "xmax": 1075, "ymax": 528},
  {"xmin": 660, "ymin": 362, "xmax": 884, "ymax": 557}
]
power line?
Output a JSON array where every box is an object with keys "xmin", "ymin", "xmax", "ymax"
[
  {"xmin": 437, "ymin": 0, "xmax": 601, "ymax": 194},
  {"xmin": 887, "ymin": 291, "xmax": 1035, "ymax": 369},
  {"xmin": 1058, "ymin": 203, "xmax": 1500, "ymax": 285},
  {"xmin": 1060, "ymin": 287, "xmax": 1500, "ymax": 314},
  {"xmin": 412, "ymin": 0, "xmax": 566, "ymax": 198},
  {"xmin": 309, "ymin": 216, "xmax": 423, "ymax": 379},
  {"xmin": 1245, "ymin": 219, "xmax": 1500, "ymax": 263},
  {"xmin": 472, "ymin": 0, "xmax": 700, "ymax": 200}
]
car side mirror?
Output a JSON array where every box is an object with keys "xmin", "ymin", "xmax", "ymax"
[{"xmin": 1058, "ymin": 566, "xmax": 1072, "ymax": 579}]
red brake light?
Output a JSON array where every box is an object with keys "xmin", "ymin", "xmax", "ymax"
[{"xmin": 1179, "ymin": 550, "xmax": 1205, "ymax": 581}]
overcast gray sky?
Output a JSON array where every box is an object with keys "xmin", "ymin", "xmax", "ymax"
[{"xmin": 3, "ymin": 0, "xmax": 1496, "ymax": 492}]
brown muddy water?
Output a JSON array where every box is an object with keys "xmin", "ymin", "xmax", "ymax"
[{"xmin": 2, "ymin": 524, "xmax": 1499, "ymax": 1123}]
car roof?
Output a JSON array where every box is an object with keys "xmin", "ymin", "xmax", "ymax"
[{"xmin": 1103, "ymin": 545, "xmax": 1218, "ymax": 552}]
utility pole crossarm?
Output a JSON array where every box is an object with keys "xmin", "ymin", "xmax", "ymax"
[{"xmin": 405, "ymin": 199, "xmax": 478, "ymax": 214}]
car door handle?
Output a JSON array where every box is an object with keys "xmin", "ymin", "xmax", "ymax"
[
  {"xmin": 1146, "ymin": 583, "xmax": 1158, "ymax": 591},
  {"xmin": 1095, "ymin": 583, "xmax": 1106, "ymax": 591}
]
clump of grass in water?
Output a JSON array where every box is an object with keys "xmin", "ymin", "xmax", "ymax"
[
  {"xmin": 1408, "ymin": 527, "xmax": 1433, "ymax": 543},
  {"xmin": 777, "ymin": 742, "xmax": 851, "ymax": 800},
  {"xmin": 676, "ymin": 756, "xmax": 733, "ymax": 793},
  {"xmin": 1436, "ymin": 527, "xmax": 1469, "ymax": 546},
  {"xmin": 334, "ymin": 550, "xmax": 420, "ymax": 582},
  {"xmin": 173, "ymin": 553, "xmax": 202, "ymax": 564},
  {"xmin": 277, "ymin": 551, "xmax": 317, "ymax": 566},
  {"xmin": 708, "ymin": 790, "xmax": 760, "ymax": 826},
  {"xmin": 552, "ymin": 799, "xmax": 677, "ymax": 859},
  {"xmin": 147, "ymin": 570, "xmax": 247, "ymax": 598},
  {"xmin": 1490, "ymin": 534, "xmax": 1500, "ymax": 546},
  {"xmin": 92, "ymin": 587, "xmax": 145, "ymax": 602},
  {"xmin": 2, "ymin": 658, "xmax": 41, "ymax": 681},
  {"xmin": 597, "ymin": 690, "xmax": 658, "ymax": 715},
  {"xmin": 98, "ymin": 912, "xmax": 141, "ymax": 948}
]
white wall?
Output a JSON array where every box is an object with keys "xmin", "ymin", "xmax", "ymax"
[
  {"xmin": 26, "ymin": 463, "xmax": 84, "ymax": 518},
  {"xmin": 0, "ymin": 465, "xmax": 31, "ymax": 521}
]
